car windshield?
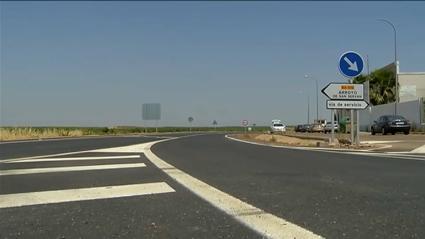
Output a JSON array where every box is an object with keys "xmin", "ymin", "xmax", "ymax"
[
  {"xmin": 273, "ymin": 124, "xmax": 284, "ymax": 127},
  {"xmin": 387, "ymin": 115, "xmax": 406, "ymax": 121}
]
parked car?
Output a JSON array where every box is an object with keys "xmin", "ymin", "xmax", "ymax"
[
  {"xmin": 324, "ymin": 122, "xmax": 339, "ymax": 133},
  {"xmin": 308, "ymin": 124, "xmax": 324, "ymax": 133},
  {"xmin": 371, "ymin": 115, "xmax": 411, "ymax": 135},
  {"xmin": 304, "ymin": 124, "xmax": 312, "ymax": 132},
  {"xmin": 270, "ymin": 120, "xmax": 286, "ymax": 133},
  {"xmin": 295, "ymin": 124, "xmax": 311, "ymax": 133},
  {"xmin": 295, "ymin": 124, "xmax": 306, "ymax": 132}
]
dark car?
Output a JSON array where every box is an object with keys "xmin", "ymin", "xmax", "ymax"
[
  {"xmin": 295, "ymin": 124, "xmax": 310, "ymax": 133},
  {"xmin": 371, "ymin": 115, "xmax": 411, "ymax": 135}
]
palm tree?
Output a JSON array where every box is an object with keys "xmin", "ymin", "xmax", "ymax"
[
  {"xmin": 188, "ymin": 117, "xmax": 194, "ymax": 132},
  {"xmin": 354, "ymin": 68, "xmax": 396, "ymax": 106}
]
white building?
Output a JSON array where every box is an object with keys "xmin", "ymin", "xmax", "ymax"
[
  {"xmin": 359, "ymin": 63, "xmax": 425, "ymax": 131},
  {"xmin": 399, "ymin": 72, "xmax": 425, "ymax": 102}
]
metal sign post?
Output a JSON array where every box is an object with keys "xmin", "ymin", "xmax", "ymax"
[
  {"xmin": 336, "ymin": 51, "xmax": 364, "ymax": 145},
  {"xmin": 356, "ymin": 110, "xmax": 360, "ymax": 146},
  {"xmin": 322, "ymin": 82, "xmax": 368, "ymax": 145},
  {"xmin": 142, "ymin": 103, "xmax": 161, "ymax": 133},
  {"xmin": 331, "ymin": 109, "xmax": 335, "ymax": 144},
  {"xmin": 242, "ymin": 120, "xmax": 249, "ymax": 133},
  {"xmin": 351, "ymin": 110, "xmax": 354, "ymax": 144}
]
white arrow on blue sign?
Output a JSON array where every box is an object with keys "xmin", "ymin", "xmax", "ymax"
[{"xmin": 338, "ymin": 51, "xmax": 364, "ymax": 78}]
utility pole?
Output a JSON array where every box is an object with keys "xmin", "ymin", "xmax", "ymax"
[
  {"xmin": 307, "ymin": 95, "xmax": 310, "ymax": 124},
  {"xmin": 305, "ymin": 74, "xmax": 319, "ymax": 122},
  {"xmin": 378, "ymin": 19, "xmax": 398, "ymax": 115}
]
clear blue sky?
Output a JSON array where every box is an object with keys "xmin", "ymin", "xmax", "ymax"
[{"xmin": 1, "ymin": 2, "xmax": 424, "ymax": 127}]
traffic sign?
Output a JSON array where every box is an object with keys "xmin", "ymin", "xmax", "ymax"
[
  {"xmin": 242, "ymin": 120, "xmax": 249, "ymax": 127},
  {"xmin": 321, "ymin": 83, "xmax": 364, "ymax": 100},
  {"xmin": 338, "ymin": 51, "xmax": 364, "ymax": 78},
  {"xmin": 142, "ymin": 103, "xmax": 161, "ymax": 120},
  {"xmin": 326, "ymin": 100, "xmax": 369, "ymax": 109}
]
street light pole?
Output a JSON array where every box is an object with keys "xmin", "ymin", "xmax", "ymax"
[
  {"xmin": 378, "ymin": 19, "xmax": 398, "ymax": 115},
  {"xmin": 315, "ymin": 78, "xmax": 319, "ymax": 121},
  {"xmin": 307, "ymin": 95, "xmax": 310, "ymax": 124},
  {"xmin": 299, "ymin": 90, "xmax": 310, "ymax": 124},
  {"xmin": 305, "ymin": 74, "xmax": 319, "ymax": 122}
]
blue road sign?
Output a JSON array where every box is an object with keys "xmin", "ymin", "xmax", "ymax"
[{"xmin": 338, "ymin": 51, "xmax": 364, "ymax": 78}]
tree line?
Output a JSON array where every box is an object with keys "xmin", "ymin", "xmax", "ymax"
[{"xmin": 353, "ymin": 68, "xmax": 396, "ymax": 106}]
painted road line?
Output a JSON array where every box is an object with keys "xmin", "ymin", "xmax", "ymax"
[
  {"xmin": 5, "ymin": 155, "xmax": 141, "ymax": 163},
  {"xmin": 0, "ymin": 182, "xmax": 175, "ymax": 209},
  {"xmin": 225, "ymin": 135, "xmax": 425, "ymax": 161},
  {"xmin": 410, "ymin": 144, "xmax": 425, "ymax": 153},
  {"xmin": 141, "ymin": 141, "xmax": 323, "ymax": 239},
  {"xmin": 0, "ymin": 163, "xmax": 146, "ymax": 176},
  {"xmin": 361, "ymin": 140, "xmax": 401, "ymax": 144},
  {"xmin": 92, "ymin": 144, "xmax": 147, "ymax": 153},
  {"xmin": 1, "ymin": 150, "xmax": 94, "ymax": 163}
]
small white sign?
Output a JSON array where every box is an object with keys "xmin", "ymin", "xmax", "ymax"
[
  {"xmin": 321, "ymin": 83, "xmax": 364, "ymax": 100},
  {"xmin": 326, "ymin": 100, "xmax": 369, "ymax": 110}
]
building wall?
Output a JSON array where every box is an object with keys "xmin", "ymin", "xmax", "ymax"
[{"xmin": 399, "ymin": 72, "xmax": 425, "ymax": 102}]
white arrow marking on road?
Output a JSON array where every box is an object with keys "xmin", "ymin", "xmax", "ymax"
[{"xmin": 344, "ymin": 56, "xmax": 358, "ymax": 72}]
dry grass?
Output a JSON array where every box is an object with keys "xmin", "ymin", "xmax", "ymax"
[
  {"xmin": 0, "ymin": 128, "xmax": 84, "ymax": 141},
  {"xmin": 235, "ymin": 133, "xmax": 324, "ymax": 147}
]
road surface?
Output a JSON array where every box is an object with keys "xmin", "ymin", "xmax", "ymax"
[{"xmin": 1, "ymin": 134, "xmax": 424, "ymax": 238}]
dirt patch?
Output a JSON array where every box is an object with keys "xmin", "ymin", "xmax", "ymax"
[
  {"xmin": 232, "ymin": 133, "xmax": 327, "ymax": 147},
  {"xmin": 231, "ymin": 133, "xmax": 376, "ymax": 150},
  {"xmin": 253, "ymin": 134, "xmax": 324, "ymax": 147}
]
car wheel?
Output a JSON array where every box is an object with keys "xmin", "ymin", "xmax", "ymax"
[
  {"xmin": 391, "ymin": 132, "xmax": 395, "ymax": 135},
  {"xmin": 404, "ymin": 130, "xmax": 410, "ymax": 135},
  {"xmin": 371, "ymin": 128, "xmax": 376, "ymax": 135},
  {"xmin": 381, "ymin": 127, "xmax": 387, "ymax": 135}
]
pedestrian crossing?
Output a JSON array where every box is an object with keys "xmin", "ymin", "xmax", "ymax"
[{"xmin": 0, "ymin": 150, "xmax": 176, "ymax": 209}]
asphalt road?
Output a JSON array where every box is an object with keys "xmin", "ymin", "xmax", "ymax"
[
  {"xmin": 1, "ymin": 134, "xmax": 424, "ymax": 238},
  {"xmin": 0, "ymin": 136, "xmax": 260, "ymax": 239},
  {"xmin": 153, "ymin": 134, "xmax": 425, "ymax": 239}
]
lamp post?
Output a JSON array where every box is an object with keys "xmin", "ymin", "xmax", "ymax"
[
  {"xmin": 307, "ymin": 95, "xmax": 310, "ymax": 124},
  {"xmin": 305, "ymin": 74, "xmax": 318, "ymax": 122},
  {"xmin": 377, "ymin": 19, "xmax": 398, "ymax": 114}
]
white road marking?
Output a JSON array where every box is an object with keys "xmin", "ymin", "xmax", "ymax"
[
  {"xmin": 0, "ymin": 163, "xmax": 146, "ymax": 176},
  {"xmin": 92, "ymin": 144, "xmax": 147, "ymax": 153},
  {"xmin": 410, "ymin": 144, "xmax": 425, "ymax": 153},
  {"xmin": 5, "ymin": 155, "xmax": 141, "ymax": 163},
  {"xmin": 1, "ymin": 150, "xmax": 94, "ymax": 163},
  {"xmin": 225, "ymin": 135, "xmax": 425, "ymax": 161},
  {"xmin": 140, "ymin": 140, "xmax": 323, "ymax": 239},
  {"xmin": 0, "ymin": 182, "xmax": 175, "ymax": 209},
  {"xmin": 361, "ymin": 140, "xmax": 401, "ymax": 144}
]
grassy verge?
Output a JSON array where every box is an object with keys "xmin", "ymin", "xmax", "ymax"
[{"xmin": 0, "ymin": 126, "xmax": 270, "ymax": 141}]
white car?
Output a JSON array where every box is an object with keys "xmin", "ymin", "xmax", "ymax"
[
  {"xmin": 324, "ymin": 122, "xmax": 339, "ymax": 133},
  {"xmin": 270, "ymin": 120, "xmax": 286, "ymax": 133}
]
